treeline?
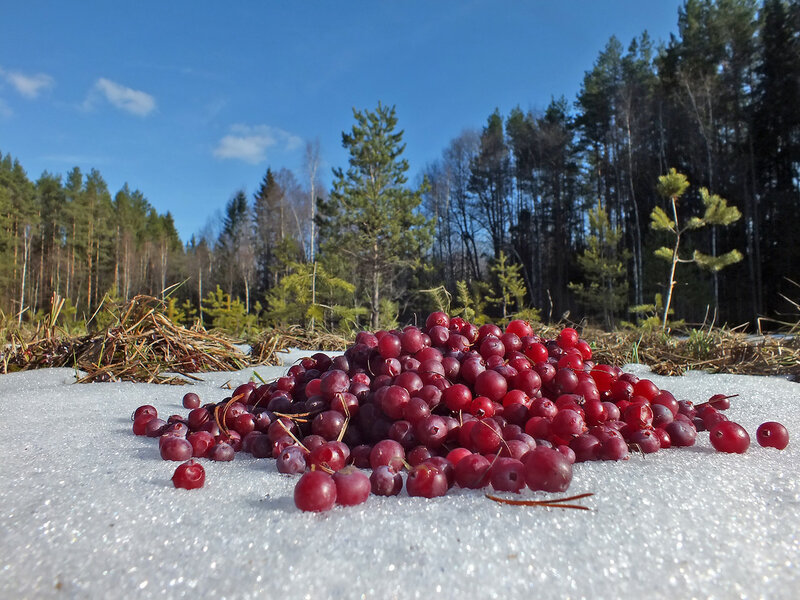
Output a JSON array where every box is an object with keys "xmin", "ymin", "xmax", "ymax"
[
  {"xmin": 0, "ymin": 158, "xmax": 183, "ymax": 323},
  {"xmin": 422, "ymin": 0, "xmax": 800, "ymax": 326},
  {"xmin": 2, "ymin": 0, "xmax": 799, "ymax": 333}
]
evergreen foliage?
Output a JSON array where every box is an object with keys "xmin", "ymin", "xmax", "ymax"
[
  {"xmin": 1, "ymin": 1, "xmax": 798, "ymax": 333},
  {"xmin": 317, "ymin": 102, "xmax": 433, "ymax": 329},
  {"xmin": 486, "ymin": 251, "xmax": 526, "ymax": 322},
  {"xmin": 569, "ymin": 201, "xmax": 631, "ymax": 329},
  {"xmin": 651, "ymin": 168, "xmax": 742, "ymax": 330}
]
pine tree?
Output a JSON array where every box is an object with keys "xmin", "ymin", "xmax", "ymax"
[
  {"xmin": 318, "ymin": 102, "xmax": 433, "ymax": 329},
  {"xmin": 651, "ymin": 168, "xmax": 743, "ymax": 330},
  {"xmin": 569, "ymin": 201, "xmax": 631, "ymax": 329},
  {"xmin": 469, "ymin": 109, "xmax": 511, "ymax": 260},
  {"xmin": 486, "ymin": 251, "xmax": 526, "ymax": 322},
  {"xmin": 217, "ymin": 190, "xmax": 254, "ymax": 309},
  {"xmin": 253, "ymin": 168, "xmax": 280, "ymax": 292}
]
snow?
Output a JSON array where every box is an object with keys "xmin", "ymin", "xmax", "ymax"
[{"xmin": 1, "ymin": 359, "xmax": 799, "ymax": 600}]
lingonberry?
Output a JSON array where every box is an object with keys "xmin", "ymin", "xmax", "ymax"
[
  {"xmin": 406, "ymin": 463, "xmax": 448, "ymax": 498},
  {"xmin": 294, "ymin": 470, "xmax": 337, "ymax": 512},
  {"xmin": 370, "ymin": 465, "xmax": 403, "ymax": 496},
  {"xmin": 182, "ymin": 393, "xmax": 201, "ymax": 409},
  {"xmin": 523, "ymin": 446, "xmax": 573, "ymax": 493},
  {"xmin": 333, "ymin": 467, "xmax": 371, "ymax": 506},
  {"xmin": 159, "ymin": 436, "xmax": 193, "ymax": 461},
  {"xmin": 172, "ymin": 460, "xmax": 205, "ymax": 490},
  {"xmin": 490, "ymin": 457, "xmax": 526, "ymax": 493},
  {"xmin": 710, "ymin": 421, "xmax": 750, "ymax": 454},
  {"xmin": 756, "ymin": 422, "xmax": 789, "ymax": 450}
]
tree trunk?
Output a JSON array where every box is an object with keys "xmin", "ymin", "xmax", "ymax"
[
  {"xmin": 372, "ymin": 241, "xmax": 380, "ymax": 329},
  {"xmin": 198, "ymin": 266, "xmax": 204, "ymax": 327},
  {"xmin": 625, "ymin": 112, "xmax": 644, "ymax": 306},
  {"xmin": 18, "ymin": 225, "xmax": 30, "ymax": 324},
  {"xmin": 310, "ymin": 261, "xmax": 317, "ymax": 333}
]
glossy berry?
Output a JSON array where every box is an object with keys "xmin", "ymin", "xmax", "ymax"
[
  {"xmin": 133, "ymin": 405, "xmax": 157, "ymax": 420},
  {"xmin": 160, "ymin": 436, "xmax": 193, "ymax": 461},
  {"xmin": 370, "ymin": 465, "xmax": 403, "ymax": 496},
  {"xmin": 182, "ymin": 392, "xmax": 201, "ymax": 409},
  {"xmin": 756, "ymin": 422, "xmax": 789, "ymax": 450},
  {"xmin": 454, "ymin": 453, "xmax": 491, "ymax": 489},
  {"xmin": 172, "ymin": 460, "xmax": 205, "ymax": 489},
  {"xmin": 406, "ymin": 463, "xmax": 448, "ymax": 498},
  {"xmin": 523, "ymin": 447, "xmax": 573, "ymax": 493},
  {"xmin": 333, "ymin": 467, "xmax": 371, "ymax": 506},
  {"xmin": 294, "ymin": 470, "xmax": 337, "ymax": 512},
  {"xmin": 276, "ymin": 445, "xmax": 308, "ymax": 474},
  {"xmin": 664, "ymin": 420, "xmax": 697, "ymax": 447},
  {"xmin": 489, "ymin": 457, "xmax": 526, "ymax": 493},
  {"xmin": 710, "ymin": 421, "xmax": 750, "ymax": 454}
]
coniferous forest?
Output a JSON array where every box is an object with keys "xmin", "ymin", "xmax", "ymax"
[{"xmin": 1, "ymin": 0, "xmax": 799, "ymax": 335}]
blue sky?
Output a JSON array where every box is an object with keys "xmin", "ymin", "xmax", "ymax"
[{"xmin": 1, "ymin": 1, "xmax": 685, "ymax": 242}]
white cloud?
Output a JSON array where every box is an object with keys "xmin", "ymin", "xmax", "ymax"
[
  {"xmin": 0, "ymin": 67, "xmax": 54, "ymax": 98},
  {"xmin": 213, "ymin": 124, "xmax": 303, "ymax": 164},
  {"xmin": 87, "ymin": 78, "xmax": 156, "ymax": 116}
]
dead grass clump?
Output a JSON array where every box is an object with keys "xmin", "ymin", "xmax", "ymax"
[
  {"xmin": 251, "ymin": 326, "xmax": 350, "ymax": 365},
  {"xmin": 587, "ymin": 326, "xmax": 799, "ymax": 379},
  {"xmin": 3, "ymin": 295, "xmax": 248, "ymax": 384}
]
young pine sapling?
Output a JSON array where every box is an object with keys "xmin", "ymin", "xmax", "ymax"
[{"xmin": 651, "ymin": 169, "xmax": 743, "ymax": 331}]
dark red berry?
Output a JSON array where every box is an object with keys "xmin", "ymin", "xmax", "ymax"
[
  {"xmin": 294, "ymin": 470, "xmax": 337, "ymax": 512},
  {"xmin": 182, "ymin": 392, "xmax": 201, "ymax": 409},
  {"xmin": 523, "ymin": 447, "xmax": 573, "ymax": 493},
  {"xmin": 172, "ymin": 460, "xmax": 205, "ymax": 489},
  {"xmin": 710, "ymin": 421, "xmax": 750, "ymax": 454},
  {"xmin": 756, "ymin": 422, "xmax": 789, "ymax": 450}
]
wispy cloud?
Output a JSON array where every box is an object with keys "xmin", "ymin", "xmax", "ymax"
[
  {"xmin": 0, "ymin": 98, "xmax": 12, "ymax": 118},
  {"xmin": 85, "ymin": 78, "xmax": 156, "ymax": 116},
  {"xmin": 213, "ymin": 124, "xmax": 303, "ymax": 164},
  {"xmin": 0, "ymin": 67, "xmax": 55, "ymax": 98}
]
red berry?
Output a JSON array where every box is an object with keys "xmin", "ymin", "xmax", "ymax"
[
  {"xmin": 556, "ymin": 327, "xmax": 579, "ymax": 349},
  {"xmin": 490, "ymin": 457, "xmax": 526, "ymax": 493},
  {"xmin": 182, "ymin": 392, "xmax": 201, "ymax": 409},
  {"xmin": 708, "ymin": 393, "xmax": 733, "ymax": 410},
  {"xmin": 370, "ymin": 465, "xmax": 403, "ymax": 496},
  {"xmin": 160, "ymin": 436, "xmax": 193, "ymax": 461},
  {"xmin": 756, "ymin": 421, "xmax": 789, "ymax": 450},
  {"xmin": 332, "ymin": 466, "xmax": 371, "ymax": 506},
  {"xmin": 132, "ymin": 413, "xmax": 156, "ymax": 436},
  {"xmin": 172, "ymin": 460, "xmax": 205, "ymax": 490},
  {"xmin": 425, "ymin": 311, "xmax": 450, "ymax": 330},
  {"xmin": 294, "ymin": 470, "xmax": 337, "ymax": 512},
  {"xmin": 523, "ymin": 446, "xmax": 573, "ymax": 492},
  {"xmin": 505, "ymin": 319, "xmax": 533, "ymax": 338},
  {"xmin": 406, "ymin": 463, "xmax": 449, "ymax": 498},
  {"xmin": 454, "ymin": 453, "xmax": 491, "ymax": 489},
  {"xmin": 709, "ymin": 421, "xmax": 750, "ymax": 454},
  {"xmin": 133, "ymin": 404, "xmax": 157, "ymax": 420}
]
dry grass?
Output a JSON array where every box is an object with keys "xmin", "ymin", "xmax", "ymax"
[
  {"xmin": 2, "ymin": 295, "xmax": 249, "ymax": 384},
  {"xmin": 582, "ymin": 326, "xmax": 800, "ymax": 379},
  {"xmin": 2, "ymin": 295, "xmax": 798, "ymax": 384},
  {"xmin": 250, "ymin": 326, "xmax": 350, "ymax": 365}
]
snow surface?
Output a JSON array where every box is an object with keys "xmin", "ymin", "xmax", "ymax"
[{"xmin": 1, "ymin": 356, "xmax": 799, "ymax": 600}]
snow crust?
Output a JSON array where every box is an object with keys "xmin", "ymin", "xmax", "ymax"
[{"xmin": 1, "ymin": 361, "xmax": 798, "ymax": 600}]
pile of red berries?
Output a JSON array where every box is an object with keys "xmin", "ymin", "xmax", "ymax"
[{"xmin": 132, "ymin": 312, "xmax": 790, "ymax": 510}]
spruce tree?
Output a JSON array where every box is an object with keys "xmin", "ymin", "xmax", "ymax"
[
  {"xmin": 318, "ymin": 102, "xmax": 433, "ymax": 328},
  {"xmin": 569, "ymin": 201, "xmax": 630, "ymax": 329},
  {"xmin": 486, "ymin": 251, "xmax": 526, "ymax": 322}
]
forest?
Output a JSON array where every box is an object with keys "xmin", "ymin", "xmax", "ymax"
[{"xmin": 1, "ymin": 0, "xmax": 798, "ymax": 336}]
